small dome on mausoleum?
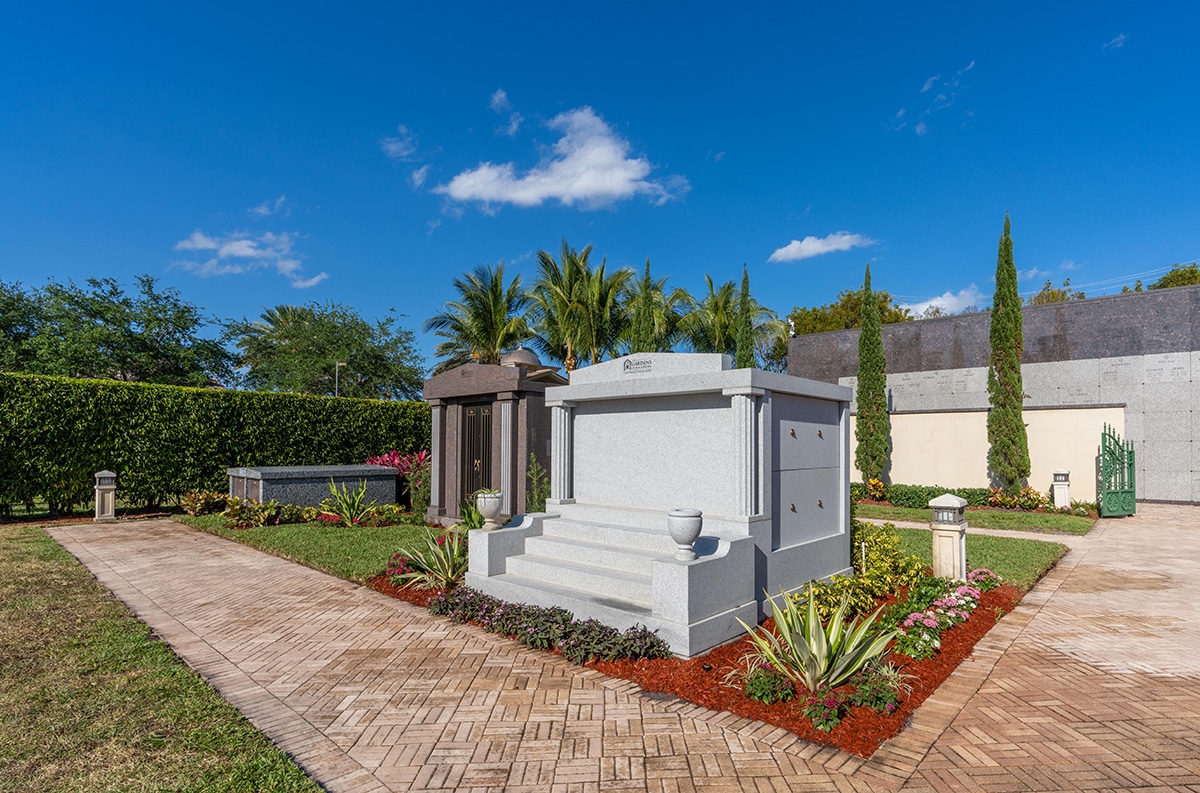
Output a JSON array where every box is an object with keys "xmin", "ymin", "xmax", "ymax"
[{"xmin": 500, "ymin": 345, "xmax": 541, "ymax": 368}]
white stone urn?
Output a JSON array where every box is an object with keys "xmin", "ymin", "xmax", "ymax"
[
  {"xmin": 475, "ymin": 490, "xmax": 502, "ymax": 530},
  {"xmin": 667, "ymin": 508, "xmax": 703, "ymax": 561}
]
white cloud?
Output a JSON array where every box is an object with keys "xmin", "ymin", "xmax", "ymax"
[
  {"xmin": 1018, "ymin": 267, "xmax": 1047, "ymax": 281},
  {"xmin": 490, "ymin": 89, "xmax": 510, "ymax": 112},
  {"xmin": 290, "ymin": 273, "xmax": 329, "ymax": 289},
  {"xmin": 1060, "ymin": 258, "xmax": 1079, "ymax": 271},
  {"xmin": 1104, "ymin": 33, "xmax": 1127, "ymax": 49},
  {"xmin": 172, "ymin": 229, "xmax": 327, "ymax": 288},
  {"xmin": 410, "ymin": 165, "xmax": 430, "ymax": 190},
  {"xmin": 901, "ymin": 284, "xmax": 986, "ymax": 316},
  {"xmin": 250, "ymin": 195, "xmax": 287, "ymax": 216},
  {"xmin": 381, "ymin": 125, "xmax": 418, "ymax": 160},
  {"xmin": 435, "ymin": 106, "xmax": 688, "ymax": 209},
  {"xmin": 767, "ymin": 231, "xmax": 877, "ymax": 263},
  {"xmin": 500, "ymin": 112, "xmax": 523, "ymax": 136},
  {"xmin": 898, "ymin": 60, "xmax": 975, "ymax": 135}
]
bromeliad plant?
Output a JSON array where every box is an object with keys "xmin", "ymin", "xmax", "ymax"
[
  {"xmin": 738, "ymin": 584, "xmax": 898, "ymax": 695},
  {"xmin": 321, "ymin": 479, "xmax": 378, "ymax": 527}
]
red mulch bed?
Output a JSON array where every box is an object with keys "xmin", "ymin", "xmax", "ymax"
[
  {"xmin": 367, "ymin": 573, "xmax": 445, "ymax": 609},
  {"xmin": 0, "ymin": 508, "xmax": 176, "ymax": 526},
  {"xmin": 366, "ymin": 572, "xmax": 1023, "ymax": 759}
]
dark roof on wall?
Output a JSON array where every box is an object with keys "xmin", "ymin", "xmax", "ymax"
[
  {"xmin": 422, "ymin": 362, "xmax": 567, "ymax": 401},
  {"xmin": 788, "ymin": 284, "xmax": 1200, "ymax": 383}
]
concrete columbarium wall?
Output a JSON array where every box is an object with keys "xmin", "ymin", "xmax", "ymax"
[
  {"xmin": 790, "ymin": 285, "xmax": 1200, "ymax": 504},
  {"xmin": 466, "ymin": 353, "xmax": 853, "ymax": 657}
]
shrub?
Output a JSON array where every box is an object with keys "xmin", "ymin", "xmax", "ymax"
[
  {"xmin": 848, "ymin": 661, "xmax": 913, "ymax": 714},
  {"xmin": 740, "ymin": 585, "xmax": 897, "ymax": 693},
  {"xmin": 178, "ymin": 490, "xmax": 226, "ymax": 516},
  {"xmin": 865, "ymin": 477, "xmax": 886, "ymax": 501},
  {"xmin": 744, "ymin": 666, "xmax": 795, "ymax": 704},
  {"xmin": 526, "ymin": 452, "xmax": 551, "ymax": 512},
  {"xmin": 222, "ymin": 496, "xmax": 280, "ymax": 529},
  {"xmin": 851, "ymin": 482, "xmax": 991, "ymax": 508},
  {"xmin": 0, "ymin": 372, "xmax": 430, "ymax": 514},
  {"xmin": 988, "ymin": 485, "xmax": 1050, "ymax": 511},
  {"xmin": 802, "ymin": 687, "xmax": 844, "ymax": 732},
  {"xmin": 426, "ymin": 587, "xmax": 672, "ymax": 664},
  {"xmin": 278, "ymin": 503, "xmax": 306, "ymax": 524}
]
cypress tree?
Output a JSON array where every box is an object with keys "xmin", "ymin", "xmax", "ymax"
[
  {"xmin": 987, "ymin": 214, "xmax": 1031, "ymax": 492},
  {"xmin": 854, "ymin": 263, "xmax": 890, "ymax": 483},
  {"xmin": 734, "ymin": 265, "xmax": 755, "ymax": 368},
  {"xmin": 628, "ymin": 261, "xmax": 656, "ymax": 354}
]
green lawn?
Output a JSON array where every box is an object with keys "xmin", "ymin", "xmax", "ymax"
[
  {"xmin": 0, "ymin": 524, "xmax": 321, "ymax": 793},
  {"xmin": 856, "ymin": 503, "xmax": 1095, "ymax": 535},
  {"xmin": 181, "ymin": 514, "xmax": 435, "ymax": 583},
  {"xmin": 894, "ymin": 526, "xmax": 1069, "ymax": 590}
]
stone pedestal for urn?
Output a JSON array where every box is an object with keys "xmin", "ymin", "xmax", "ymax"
[
  {"xmin": 667, "ymin": 509, "xmax": 703, "ymax": 560},
  {"xmin": 476, "ymin": 491, "xmax": 503, "ymax": 530}
]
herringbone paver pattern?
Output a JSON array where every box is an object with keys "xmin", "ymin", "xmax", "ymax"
[{"xmin": 49, "ymin": 505, "xmax": 1200, "ymax": 792}]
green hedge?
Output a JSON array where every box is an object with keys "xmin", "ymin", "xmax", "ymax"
[
  {"xmin": 0, "ymin": 373, "xmax": 430, "ymax": 512},
  {"xmin": 851, "ymin": 481, "xmax": 992, "ymax": 508}
]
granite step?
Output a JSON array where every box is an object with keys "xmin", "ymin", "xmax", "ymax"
[
  {"xmin": 541, "ymin": 518, "xmax": 678, "ymax": 555},
  {"xmin": 503, "ymin": 554, "xmax": 652, "ymax": 606},
  {"xmin": 522, "ymin": 534, "xmax": 668, "ymax": 577}
]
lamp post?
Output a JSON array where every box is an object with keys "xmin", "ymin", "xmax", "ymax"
[
  {"xmin": 928, "ymin": 493, "xmax": 968, "ymax": 579},
  {"xmin": 334, "ymin": 361, "xmax": 346, "ymax": 397},
  {"xmin": 94, "ymin": 471, "xmax": 117, "ymax": 522}
]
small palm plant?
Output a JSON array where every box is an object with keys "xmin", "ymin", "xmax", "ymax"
[{"xmin": 738, "ymin": 583, "xmax": 898, "ymax": 693}]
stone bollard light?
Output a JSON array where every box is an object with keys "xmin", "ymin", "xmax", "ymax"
[
  {"xmin": 928, "ymin": 493, "xmax": 967, "ymax": 579},
  {"xmin": 1051, "ymin": 469, "xmax": 1071, "ymax": 510},
  {"xmin": 94, "ymin": 470, "xmax": 117, "ymax": 523}
]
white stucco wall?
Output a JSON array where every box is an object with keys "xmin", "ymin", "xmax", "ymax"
[{"xmin": 849, "ymin": 405, "xmax": 1125, "ymax": 502}]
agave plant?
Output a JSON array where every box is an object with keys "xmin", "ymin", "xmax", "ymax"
[
  {"xmin": 390, "ymin": 528, "xmax": 468, "ymax": 590},
  {"xmin": 738, "ymin": 583, "xmax": 898, "ymax": 693}
]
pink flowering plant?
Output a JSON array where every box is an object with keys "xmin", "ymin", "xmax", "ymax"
[
  {"xmin": 802, "ymin": 686, "xmax": 845, "ymax": 732},
  {"xmin": 886, "ymin": 574, "xmax": 990, "ymax": 660}
]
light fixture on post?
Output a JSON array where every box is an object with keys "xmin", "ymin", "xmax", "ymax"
[
  {"xmin": 94, "ymin": 470, "xmax": 117, "ymax": 523},
  {"xmin": 335, "ymin": 361, "xmax": 346, "ymax": 397},
  {"xmin": 1051, "ymin": 469, "xmax": 1071, "ymax": 510},
  {"xmin": 928, "ymin": 493, "xmax": 967, "ymax": 579}
]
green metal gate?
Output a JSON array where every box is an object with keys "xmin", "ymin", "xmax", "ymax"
[{"xmin": 1099, "ymin": 423, "xmax": 1136, "ymax": 518}]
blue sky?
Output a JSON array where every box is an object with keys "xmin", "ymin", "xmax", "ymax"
[{"xmin": 3, "ymin": 3, "xmax": 1197, "ymax": 369}]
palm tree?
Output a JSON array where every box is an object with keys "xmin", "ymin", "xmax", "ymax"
[
  {"xmin": 423, "ymin": 262, "xmax": 531, "ymax": 374},
  {"xmin": 622, "ymin": 260, "xmax": 692, "ymax": 354},
  {"xmin": 527, "ymin": 240, "xmax": 633, "ymax": 371},
  {"xmin": 527, "ymin": 241, "xmax": 590, "ymax": 372},
  {"xmin": 679, "ymin": 274, "xmax": 777, "ymax": 358}
]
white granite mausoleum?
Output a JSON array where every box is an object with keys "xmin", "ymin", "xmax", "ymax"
[{"xmin": 466, "ymin": 353, "xmax": 852, "ymax": 657}]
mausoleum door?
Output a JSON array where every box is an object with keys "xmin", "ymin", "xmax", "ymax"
[{"xmin": 461, "ymin": 402, "xmax": 493, "ymax": 497}]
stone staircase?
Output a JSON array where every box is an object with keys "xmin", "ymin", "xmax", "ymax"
[{"xmin": 465, "ymin": 505, "xmax": 757, "ymax": 657}]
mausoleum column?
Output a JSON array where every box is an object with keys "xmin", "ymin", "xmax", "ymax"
[
  {"xmin": 548, "ymin": 401, "xmax": 575, "ymax": 503},
  {"xmin": 724, "ymin": 387, "xmax": 765, "ymax": 516},
  {"xmin": 497, "ymin": 393, "xmax": 517, "ymax": 514},
  {"xmin": 428, "ymin": 399, "xmax": 445, "ymax": 512}
]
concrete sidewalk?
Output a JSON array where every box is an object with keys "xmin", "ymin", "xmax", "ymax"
[{"xmin": 49, "ymin": 505, "xmax": 1200, "ymax": 792}]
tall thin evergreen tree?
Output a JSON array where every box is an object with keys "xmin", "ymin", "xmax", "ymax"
[
  {"xmin": 734, "ymin": 265, "xmax": 755, "ymax": 368},
  {"xmin": 987, "ymin": 214, "xmax": 1031, "ymax": 492},
  {"xmin": 854, "ymin": 263, "xmax": 890, "ymax": 482}
]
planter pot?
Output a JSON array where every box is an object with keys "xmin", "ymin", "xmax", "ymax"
[
  {"xmin": 667, "ymin": 508, "xmax": 703, "ymax": 561},
  {"xmin": 475, "ymin": 492, "xmax": 503, "ymax": 530}
]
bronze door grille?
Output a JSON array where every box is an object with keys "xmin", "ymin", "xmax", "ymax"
[{"xmin": 461, "ymin": 404, "xmax": 492, "ymax": 499}]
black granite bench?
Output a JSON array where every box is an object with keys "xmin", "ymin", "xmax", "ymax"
[{"xmin": 226, "ymin": 465, "xmax": 397, "ymax": 508}]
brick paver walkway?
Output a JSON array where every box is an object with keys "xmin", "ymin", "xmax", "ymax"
[{"xmin": 49, "ymin": 505, "xmax": 1200, "ymax": 792}]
